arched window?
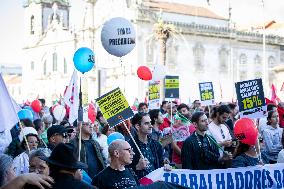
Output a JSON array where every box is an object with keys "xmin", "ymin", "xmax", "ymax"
[
  {"xmin": 64, "ymin": 58, "xmax": 67, "ymax": 74},
  {"xmin": 53, "ymin": 53, "xmax": 57, "ymax": 71},
  {"xmin": 43, "ymin": 60, "xmax": 47, "ymax": 75},
  {"xmin": 30, "ymin": 15, "xmax": 35, "ymax": 35}
]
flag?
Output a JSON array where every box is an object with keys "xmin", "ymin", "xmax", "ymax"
[
  {"xmin": 64, "ymin": 70, "xmax": 79, "ymax": 124},
  {"xmin": 271, "ymin": 84, "xmax": 281, "ymax": 104},
  {"xmin": 0, "ymin": 73, "xmax": 21, "ymax": 132},
  {"xmin": 88, "ymin": 102, "xmax": 96, "ymax": 123}
]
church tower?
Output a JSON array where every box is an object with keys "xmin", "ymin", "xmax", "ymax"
[
  {"xmin": 23, "ymin": 0, "xmax": 70, "ymax": 44},
  {"xmin": 22, "ymin": 0, "xmax": 76, "ymax": 104}
]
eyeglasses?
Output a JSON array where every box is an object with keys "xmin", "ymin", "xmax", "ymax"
[{"xmin": 122, "ymin": 148, "xmax": 133, "ymax": 153}]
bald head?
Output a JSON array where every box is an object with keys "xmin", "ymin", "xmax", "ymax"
[{"xmin": 108, "ymin": 140, "xmax": 127, "ymax": 157}]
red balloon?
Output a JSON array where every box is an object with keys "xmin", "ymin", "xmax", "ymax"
[
  {"xmin": 137, "ymin": 66, "xmax": 152, "ymax": 81},
  {"xmin": 31, "ymin": 100, "xmax": 42, "ymax": 113},
  {"xmin": 234, "ymin": 118, "xmax": 258, "ymax": 145}
]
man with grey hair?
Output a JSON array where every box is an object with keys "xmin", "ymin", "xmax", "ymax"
[{"xmin": 92, "ymin": 140, "xmax": 138, "ymax": 189}]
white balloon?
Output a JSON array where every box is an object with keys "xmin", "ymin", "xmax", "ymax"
[
  {"xmin": 101, "ymin": 17, "xmax": 136, "ymax": 57},
  {"xmin": 152, "ymin": 64, "xmax": 166, "ymax": 81},
  {"xmin": 53, "ymin": 105, "xmax": 66, "ymax": 122}
]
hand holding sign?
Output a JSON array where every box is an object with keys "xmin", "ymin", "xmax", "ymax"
[{"xmin": 101, "ymin": 17, "xmax": 136, "ymax": 57}]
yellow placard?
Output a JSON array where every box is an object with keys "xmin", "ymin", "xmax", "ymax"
[
  {"xmin": 165, "ymin": 79, "xmax": 179, "ymax": 89},
  {"xmin": 96, "ymin": 88, "xmax": 129, "ymax": 120},
  {"xmin": 201, "ymin": 90, "xmax": 213, "ymax": 101}
]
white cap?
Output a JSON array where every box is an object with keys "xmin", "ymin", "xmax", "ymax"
[{"xmin": 19, "ymin": 127, "xmax": 38, "ymax": 142}]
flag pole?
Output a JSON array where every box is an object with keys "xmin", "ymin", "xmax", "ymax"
[
  {"xmin": 78, "ymin": 76, "xmax": 83, "ymax": 161},
  {"xmin": 119, "ymin": 116, "xmax": 144, "ymax": 158},
  {"xmin": 18, "ymin": 121, "xmax": 31, "ymax": 154}
]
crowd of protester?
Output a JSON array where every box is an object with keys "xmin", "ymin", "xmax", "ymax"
[{"xmin": 0, "ymin": 98, "xmax": 284, "ymax": 189}]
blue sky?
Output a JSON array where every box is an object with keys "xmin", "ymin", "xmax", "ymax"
[{"xmin": 0, "ymin": 0, "xmax": 283, "ymax": 65}]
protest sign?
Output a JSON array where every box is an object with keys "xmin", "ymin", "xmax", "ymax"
[
  {"xmin": 235, "ymin": 79, "xmax": 266, "ymax": 119},
  {"xmin": 148, "ymin": 81, "xmax": 160, "ymax": 110},
  {"xmin": 199, "ymin": 82, "xmax": 215, "ymax": 106},
  {"xmin": 140, "ymin": 163, "xmax": 284, "ymax": 189},
  {"xmin": 96, "ymin": 88, "xmax": 134, "ymax": 127},
  {"xmin": 165, "ymin": 76, "xmax": 179, "ymax": 99}
]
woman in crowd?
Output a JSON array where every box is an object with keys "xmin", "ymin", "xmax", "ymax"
[
  {"xmin": 13, "ymin": 127, "xmax": 39, "ymax": 175},
  {"xmin": 231, "ymin": 142, "xmax": 260, "ymax": 168},
  {"xmin": 262, "ymin": 110, "xmax": 283, "ymax": 164},
  {"xmin": 29, "ymin": 148, "xmax": 51, "ymax": 176},
  {"xmin": 1, "ymin": 155, "xmax": 52, "ymax": 188}
]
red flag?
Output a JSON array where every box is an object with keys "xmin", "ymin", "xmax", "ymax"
[
  {"xmin": 88, "ymin": 102, "xmax": 97, "ymax": 123},
  {"xmin": 278, "ymin": 106, "xmax": 284, "ymax": 128},
  {"xmin": 271, "ymin": 84, "xmax": 281, "ymax": 104}
]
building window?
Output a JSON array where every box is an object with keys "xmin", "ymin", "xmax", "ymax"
[
  {"xmin": 239, "ymin": 54, "xmax": 247, "ymax": 65},
  {"xmin": 43, "ymin": 60, "xmax": 47, "ymax": 75},
  {"xmin": 30, "ymin": 61, "xmax": 34, "ymax": 70},
  {"xmin": 30, "ymin": 15, "xmax": 35, "ymax": 35},
  {"xmin": 64, "ymin": 58, "xmax": 67, "ymax": 74},
  {"xmin": 219, "ymin": 46, "xmax": 229, "ymax": 72},
  {"xmin": 268, "ymin": 56, "xmax": 276, "ymax": 68},
  {"xmin": 53, "ymin": 53, "xmax": 57, "ymax": 71},
  {"xmin": 193, "ymin": 42, "xmax": 205, "ymax": 72}
]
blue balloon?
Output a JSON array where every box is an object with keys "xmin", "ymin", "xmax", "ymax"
[
  {"xmin": 23, "ymin": 106, "xmax": 38, "ymax": 120},
  {"xmin": 73, "ymin": 47, "xmax": 95, "ymax": 73},
  {"xmin": 107, "ymin": 132, "xmax": 125, "ymax": 145},
  {"xmin": 18, "ymin": 109, "xmax": 33, "ymax": 121}
]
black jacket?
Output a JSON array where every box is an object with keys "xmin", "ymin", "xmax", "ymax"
[
  {"xmin": 181, "ymin": 132, "xmax": 220, "ymax": 170},
  {"xmin": 126, "ymin": 135, "xmax": 163, "ymax": 179}
]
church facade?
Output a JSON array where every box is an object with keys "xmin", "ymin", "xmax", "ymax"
[{"xmin": 21, "ymin": 0, "xmax": 284, "ymax": 105}]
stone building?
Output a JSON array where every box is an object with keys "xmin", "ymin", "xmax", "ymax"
[{"xmin": 21, "ymin": 0, "xmax": 284, "ymax": 105}]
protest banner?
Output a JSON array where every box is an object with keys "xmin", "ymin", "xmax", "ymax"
[
  {"xmin": 140, "ymin": 163, "xmax": 284, "ymax": 189},
  {"xmin": 235, "ymin": 79, "xmax": 266, "ymax": 119},
  {"xmin": 148, "ymin": 81, "xmax": 160, "ymax": 110},
  {"xmin": 199, "ymin": 82, "xmax": 215, "ymax": 106},
  {"xmin": 96, "ymin": 87, "xmax": 134, "ymax": 127},
  {"xmin": 165, "ymin": 76, "xmax": 179, "ymax": 99}
]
